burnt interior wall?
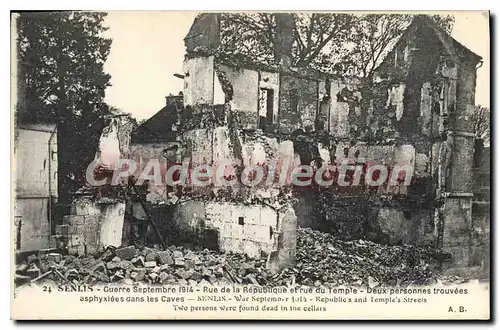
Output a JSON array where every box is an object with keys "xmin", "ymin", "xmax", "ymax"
[
  {"xmin": 279, "ymin": 74, "xmax": 319, "ymax": 134},
  {"xmin": 288, "ymin": 135, "xmax": 437, "ymax": 246},
  {"xmin": 306, "ymin": 191, "xmax": 436, "ymax": 246},
  {"xmin": 218, "ymin": 65, "xmax": 260, "ymax": 129},
  {"xmin": 304, "ymin": 23, "xmax": 479, "ymax": 249}
]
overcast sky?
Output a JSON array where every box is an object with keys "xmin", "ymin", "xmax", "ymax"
[{"xmin": 103, "ymin": 11, "xmax": 490, "ymax": 120}]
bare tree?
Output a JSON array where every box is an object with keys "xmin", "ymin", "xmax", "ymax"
[{"xmin": 219, "ymin": 13, "xmax": 454, "ymax": 76}]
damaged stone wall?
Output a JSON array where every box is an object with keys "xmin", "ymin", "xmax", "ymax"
[
  {"xmin": 129, "ymin": 141, "xmax": 182, "ymax": 203},
  {"xmin": 119, "ymin": 15, "xmax": 484, "ymax": 273},
  {"xmin": 328, "ymin": 77, "xmax": 361, "ymax": 138},
  {"xmin": 213, "ymin": 64, "xmax": 280, "ymax": 130},
  {"xmin": 95, "ymin": 115, "xmax": 136, "ymax": 166},
  {"xmin": 259, "ymin": 71, "xmax": 280, "ymax": 124},
  {"xmin": 285, "ymin": 30, "xmax": 469, "ymax": 248},
  {"xmin": 218, "ymin": 65, "xmax": 259, "ymax": 129},
  {"xmin": 183, "ymin": 56, "xmax": 216, "ymax": 107},
  {"xmin": 57, "ymin": 198, "xmax": 126, "ymax": 256},
  {"xmin": 170, "ymin": 200, "xmax": 296, "ymax": 268},
  {"xmin": 279, "ymin": 74, "xmax": 319, "ymax": 134}
]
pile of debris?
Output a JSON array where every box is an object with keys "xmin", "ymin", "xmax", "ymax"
[
  {"xmin": 15, "ymin": 245, "xmax": 268, "ymax": 288},
  {"xmin": 16, "ymin": 228, "xmax": 446, "ymax": 288},
  {"xmin": 289, "ymin": 227, "xmax": 442, "ymax": 287}
]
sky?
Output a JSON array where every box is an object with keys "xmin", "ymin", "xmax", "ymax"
[{"xmin": 103, "ymin": 11, "xmax": 490, "ymax": 120}]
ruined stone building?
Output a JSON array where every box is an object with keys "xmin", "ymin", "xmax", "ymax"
[
  {"xmin": 130, "ymin": 14, "xmax": 488, "ymax": 274},
  {"xmin": 55, "ymin": 14, "xmax": 487, "ymax": 276}
]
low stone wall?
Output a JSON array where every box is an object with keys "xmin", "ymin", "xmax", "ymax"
[
  {"xmin": 57, "ymin": 198, "xmax": 125, "ymax": 255},
  {"xmin": 171, "ymin": 200, "xmax": 296, "ymax": 270}
]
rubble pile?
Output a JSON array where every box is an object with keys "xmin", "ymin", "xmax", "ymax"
[
  {"xmin": 15, "ymin": 245, "xmax": 269, "ymax": 288},
  {"xmin": 16, "ymin": 228, "xmax": 444, "ymax": 288},
  {"xmin": 288, "ymin": 227, "xmax": 442, "ymax": 287}
]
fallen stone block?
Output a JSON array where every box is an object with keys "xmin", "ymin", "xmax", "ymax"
[
  {"xmin": 185, "ymin": 259, "xmax": 195, "ymax": 269},
  {"xmin": 144, "ymin": 261, "xmax": 157, "ymax": 268},
  {"xmin": 174, "ymin": 258, "xmax": 185, "ymax": 267},
  {"xmin": 142, "ymin": 247, "xmax": 156, "ymax": 257},
  {"xmin": 99, "ymin": 248, "xmax": 115, "ymax": 262},
  {"xmin": 206, "ymin": 255, "xmax": 217, "ymax": 266},
  {"xmin": 183, "ymin": 269, "xmax": 194, "ymax": 280},
  {"xmin": 149, "ymin": 273, "xmax": 159, "ymax": 282},
  {"xmin": 242, "ymin": 262, "xmax": 255, "ymax": 270},
  {"xmin": 26, "ymin": 266, "xmax": 41, "ymax": 279},
  {"xmin": 135, "ymin": 269, "xmax": 146, "ymax": 282},
  {"xmin": 115, "ymin": 246, "xmax": 136, "ymax": 260},
  {"xmin": 193, "ymin": 257, "xmax": 203, "ymax": 265},
  {"xmin": 132, "ymin": 256, "xmax": 145, "ymax": 267},
  {"xmin": 119, "ymin": 260, "xmax": 134, "ymax": 270},
  {"xmin": 173, "ymin": 250, "xmax": 183, "ymax": 259},
  {"xmin": 157, "ymin": 251, "xmax": 174, "ymax": 265},
  {"xmin": 207, "ymin": 275, "xmax": 217, "ymax": 284},
  {"xmin": 159, "ymin": 272, "xmax": 169, "ymax": 284},
  {"xmin": 94, "ymin": 271, "xmax": 110, "ymax": 283},
  {"xmin": 174, "ymin": 268, "xmax": 185, "ymax": 279},
  {"xmin": 145, "ymin": 251, "xmax": 159, "ymax": 262},
  {"xmin": 191, "ymin": 271, "xmax": 203, "ymax": 282},
  {"xmin": 214, "ymin": 267, "xmax": 224, "ymax": 277},
  {"xmin": 88, "ymin": 260, "xmax": 106, "ymax": 273},
  {"xmin": 129, "ymin": 272, "xmax": 139, "ymax": 281},
  {"xmin": 106, "ymin": 261, "xmax": 121, "ymax": 270},
  {"xmin": 245, "ymin": 274, "xmax": 259, "ymax": 285}
]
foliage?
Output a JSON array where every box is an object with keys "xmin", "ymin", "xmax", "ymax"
[
  {"xmin": 17, "ymin": 11, "xmax": 112, "ymax": 200},
  {"xmin": 473, "ymin": 105, "xmax": 490, "ymax": 143},
  {"xmin": 219, "ymin": 13, "xmax": 455, "ymax": 76}
]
